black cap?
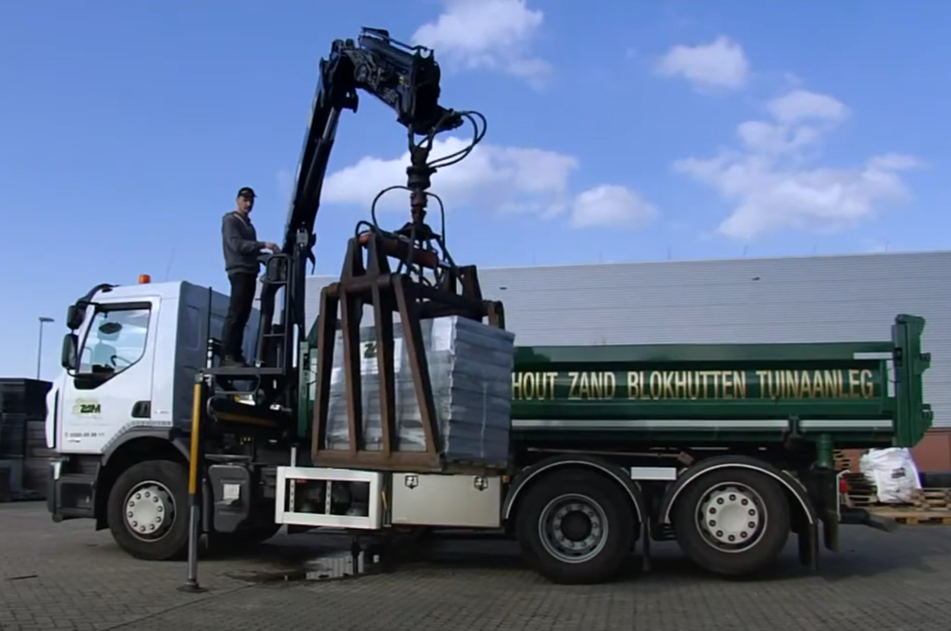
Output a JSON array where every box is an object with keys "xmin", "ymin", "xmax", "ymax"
[{"xmin": 237, "ymin": 186, "xmax": 256, "ymax": 199}]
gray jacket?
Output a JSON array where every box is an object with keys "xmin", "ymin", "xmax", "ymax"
[{"xmin": 222, "ymin": 211, "xmax": 264, "ymax": 275}]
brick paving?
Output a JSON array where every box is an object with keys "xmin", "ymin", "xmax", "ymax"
[{"xmin": 4, "ymin": 501, "xmax": 951, "ymax": 631}]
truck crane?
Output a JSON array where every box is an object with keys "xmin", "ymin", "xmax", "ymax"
[
  {"xmin": 45, "ymin": 28, "xmax": 934, "ymax": 587},
  {"xmin": 214, "ymin": 26, "xmax": 482, "ymax": 413}
]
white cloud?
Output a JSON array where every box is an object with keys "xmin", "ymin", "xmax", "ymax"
[
  {"xmin": 322, "ymin": 138, "xmax": 659, "ymax": 230},
  {"xmin": 571, "ymin": 185, "xmax": 658, "ymax": 229},
  {"xmin": 655, "ymin": 36, "xmax": 750, "ymax": 92},
  {"xmin": 412, "ymin": 0, "xmax": 551, "ymax": 87},
  {"xmin": 868, "ymin": 153, "xmax": 922, "ymax": 171},
  {"xmin": 673, "ymin": 89, "xmax": 921, "ymax": 240},
  {"xmin": 767, "ymin": 89, "xmax": 849, "ymax": 124},
  {"xmin": 323, "ymin": 136, "xmax": 578, "ymax": 217}
]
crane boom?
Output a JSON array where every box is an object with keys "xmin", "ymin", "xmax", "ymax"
[
  {"xmin": 282, "ymin": 27, "xmax": 463, "ymax": 253},
  {"xmin": 223, "ymin": 28, "xmax": 466, "ymax": 412}
]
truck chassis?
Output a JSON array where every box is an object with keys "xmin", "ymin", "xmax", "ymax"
[{"xmin": 50, "ymin": 428, "xmax": 858, "ymax": 585}]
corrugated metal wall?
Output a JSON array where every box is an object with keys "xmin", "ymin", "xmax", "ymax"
[{"xmin": 304, "ymin": 251, "xmax": 951, "ymax": 426}]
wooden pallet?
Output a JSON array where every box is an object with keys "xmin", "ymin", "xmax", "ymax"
[
  {"xmin": 912, "ymin": 488, "xmax": 951, "ymax": 510},
  {"xmin": 842, "ymin": 473, "xmax": 881, "ymax": 507},
  {"xmin": 847, "ymin": 495, "xmax": 888, "ymax": 508},
  {"xmin": 833, "ymin": 450, "xmax": 852, "ymax": 472},
  {"xmin": 867, "ymin": 506, "xmax": 951, "ymax": 525},
  {"xmin": 844, "ymin": 481, "xmax": 951, "ymax": 511},
  {"xmin": 842, "ymin": 472, "xmax": 873, "ymax": 490}
]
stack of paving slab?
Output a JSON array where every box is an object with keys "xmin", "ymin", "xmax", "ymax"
[
  {"xmin": 321, "ymin": 315, "xmax": 516, "ymax": 468},
  {"xmin": 0, "ymin": 378, "xmax": 52, "ymax": 501}
]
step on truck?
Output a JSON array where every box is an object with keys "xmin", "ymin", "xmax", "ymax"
[{"xmin": 45, "ymin": 28, "xmax": 935, "ymax": 585}]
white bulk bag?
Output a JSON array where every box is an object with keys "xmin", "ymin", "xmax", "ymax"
[{"xmin": 859, "ymin": 447, "xmax": 922, "ymax": 504}]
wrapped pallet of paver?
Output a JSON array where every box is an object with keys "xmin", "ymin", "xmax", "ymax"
[{"xmin": 321, "ymin": 315, "xmax": 516, "ymax": 467}]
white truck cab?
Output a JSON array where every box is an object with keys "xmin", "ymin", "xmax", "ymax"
[{"xmin": 46, "ymin": 278, "xmax": 258, "ymax": 553}]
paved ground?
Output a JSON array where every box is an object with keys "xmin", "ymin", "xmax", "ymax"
[{"xmin": 3, "ymin": 502, "xmax": 951, "ymax": 631}]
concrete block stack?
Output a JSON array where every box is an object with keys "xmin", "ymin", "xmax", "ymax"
[
  {"xmin": 0, "ymin": 378, "xmax": 52, "ymax": 501},
  {"xmin": 322, "ymin": 316, "xmax": 516, "ymax": 468}
]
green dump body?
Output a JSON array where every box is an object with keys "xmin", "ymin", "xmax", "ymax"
[
  {"xmin": 300, "ymin": 315, "xmax": 932, "ymax": 452},
  {"xmin": 510, "ymin": 314, "xmax": 933, "ymax": 450}
]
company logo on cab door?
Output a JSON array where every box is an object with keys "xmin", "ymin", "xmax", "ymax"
[{"xmin": 72, "ymin": 399, "xmax": 102, "ymax": 415}]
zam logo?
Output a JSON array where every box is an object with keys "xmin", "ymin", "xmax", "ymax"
[{"xmin": 72, "ymin": 401, "xmax": 102, "ymax": 415}]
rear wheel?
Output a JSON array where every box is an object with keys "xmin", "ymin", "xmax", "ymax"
[
  {"xmin": 673, "ymin": 467, "xmax": 790, "ymax": 577},
  {"xmin": 107, "ymin": 460, "xmax": 190, "ymax": 561},
  {"xmin": 516, "ymin": 469, "xmax": 637, "ymax": 585}
]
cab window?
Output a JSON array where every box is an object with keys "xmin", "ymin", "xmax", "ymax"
[{"xmin": 78, "ymin": 307, "xmax": 151, "ymax": 378}]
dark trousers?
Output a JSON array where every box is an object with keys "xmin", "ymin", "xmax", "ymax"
[{"xmin": 221, "ymin": 272, "xmax": 257, "ymax": 360}]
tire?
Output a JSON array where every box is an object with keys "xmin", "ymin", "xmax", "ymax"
[
  {"xmin": 107, "ymin": 460, "xmax": 190, "ymax": 561},
  {"xmin": 515, "ymin": 469, "xmax": 637, "ymax": 585},
  {"xmin": 672, "ymin": 467, "xmax": 790, "ymax": 577}
]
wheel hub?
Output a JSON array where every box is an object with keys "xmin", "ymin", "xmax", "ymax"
[
  {"xmin": 538, "ymin": 494, "xmax": 608, "ymax": 564},
  {"xmin": 698, "ymin": 484, "xmax": 765, "ymax": 551},
  {"xmin": 125, "ymin": 482, "xmax": 175, "ymax": 541},
  {"xmin": 560, "ymin": 511, "xmax": 593, "ymax": 541}
]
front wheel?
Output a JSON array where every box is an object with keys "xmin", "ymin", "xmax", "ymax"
[
  {"xmin": 673, "ymin": 467, "xmax": 791, "ymax": 577},
  {"xmin": 515, "ymin": 470, "xmax": 637, "ymax": 585},
  {"xmin": 107, "ymin": 460, "xmax": 190, "ymax": 561}
]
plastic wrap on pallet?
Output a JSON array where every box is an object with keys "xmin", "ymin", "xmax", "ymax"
[
  {"xmin": 321, "ymin": 315, "xmax": 516, "ymax": 467},
  {"xmin": 859, "ymin": 447, "xmax": 922, "ymax": 504}
]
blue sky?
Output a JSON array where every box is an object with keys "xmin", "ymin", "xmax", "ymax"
[{"xmin": 2, "ymin": 0, "xmax": 949, "ymax": 379}]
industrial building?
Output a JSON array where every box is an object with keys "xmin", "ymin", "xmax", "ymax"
[{"xmin": 305, "ymin": 249, "xmax": 951, "ymax": 441}]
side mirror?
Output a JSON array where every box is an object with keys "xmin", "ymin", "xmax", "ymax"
[
  {"xmin": 60, "ymin": 333, "xmax": 78, "ymax": 371},
  {"xmin": 66, "ymin": 304, "xmax": 85, "ymax": 330}
]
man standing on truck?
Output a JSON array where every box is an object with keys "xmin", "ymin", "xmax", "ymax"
[{"xmin": 220, "ymin": 186, "xmax": 280, "ymax": 367}]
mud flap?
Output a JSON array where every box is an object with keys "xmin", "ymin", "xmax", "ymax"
[
  {"xmin": 802, "ymin": 467, "xmax": 840, "ymax": 554},
  {"xmin": 798, "ymin": 522, "xmax": 819, "ymax": 569},
  {"xmin": 641, "ymin": 518, "xmax": 653, "ymax": 573},
  {"xmin": 822, "ymin": 509, "xmax": 840, "ymax": 552}
]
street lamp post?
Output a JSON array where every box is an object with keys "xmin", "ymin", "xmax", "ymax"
[{"xmin": 36, "ymin": 317, "xmax": 54, "ymax": 380}]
